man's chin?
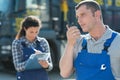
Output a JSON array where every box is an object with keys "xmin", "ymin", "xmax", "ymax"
[
  {"xmin": 82, "ymin": 30, "xmax": 88, "ymax": 34},
  {"xmin": 82, "ymin": 29, "xmax": 87, "ymax": 32}
]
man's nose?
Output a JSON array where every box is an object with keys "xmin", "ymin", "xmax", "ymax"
[{"xmin": 77, "ymin": 17, "xmax": 82, "ymax": 24}]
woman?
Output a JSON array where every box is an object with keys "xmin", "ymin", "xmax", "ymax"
[{"xmin": 12, "ymin": 16, "xmax": 53, "ymax": 80}]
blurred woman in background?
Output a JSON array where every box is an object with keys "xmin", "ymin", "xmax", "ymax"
[{"xmin": 12, "ymin": 16, "xmax": 53, "ymax": 80}]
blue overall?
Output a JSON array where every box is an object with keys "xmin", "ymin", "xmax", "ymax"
[
  {"xmin": 17, "ymin": 40, "xmax": 49, "ymax": 80},
  {"xmin": 74, "ymin": 33, "xmax": 117, "ymax": 80}
]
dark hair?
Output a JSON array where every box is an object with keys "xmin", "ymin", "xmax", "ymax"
[
  {"xmin": 75, "ymin": 0, "xmax": 101, "ymax": 16},
  {"xmin": 15, "ymin": 16, "xmax": 41, "ymax": 39}
]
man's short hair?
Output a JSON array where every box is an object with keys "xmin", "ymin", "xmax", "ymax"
[{"xmin": 75, "ymin": 0, "xmax": 101, "ymax": 14}]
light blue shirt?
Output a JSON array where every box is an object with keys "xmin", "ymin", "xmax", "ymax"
[{"xmin": 74, "ymin": 26, "xmax": 120, "ymax": 80}]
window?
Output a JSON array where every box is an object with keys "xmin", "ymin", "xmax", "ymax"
[
  {"xmin": 116, "ymin": 0, "xmax": 120, "ymax": 7},
  {"xmin": 0, "ymin": 0, "xmax": 13, "ymax": 14},
  {"xmin": 26, "ymin": 0, "xmax": 50, "ymax": 22},
  {"xmin": 95, "ymin": 0, "xmax": 104, "ymax": 5},
  {"xmin": 73, "ymin": 0, "xmax": 82, "ymax": 3},
  {"xmin": 107, "ymin": 0, "xmax": 112, "ymax": 6},
  {"xmin": 95, "ymin": 0, "xmax": 112, "ymax": 6}
]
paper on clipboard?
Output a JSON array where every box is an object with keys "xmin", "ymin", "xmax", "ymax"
[
  {"xmin": 31, "ymin": 46, "xmax": 49, "ymax": 60},
  {"xmin": 36, "ymin": 53, "xmax": 49, "ymax": 60}
]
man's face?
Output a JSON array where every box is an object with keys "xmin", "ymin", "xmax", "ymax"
[{"xmin": 76, "ymin": 5, "xmax": 97, "ymax": 32}]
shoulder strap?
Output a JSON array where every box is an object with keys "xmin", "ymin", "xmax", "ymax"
[
  {"xmin": 82, "ymin": 38, "xmax": 87, "ymax": 50},
  {"xmin": 102, "ymin": 32, "xmax": 117, "ymax": 52},
  {"xmin": 35, "ymin": 40, "xmax": 44, "ymax": 52},
  {"xmin": 36, "ymin": 40, "xmax": 40, "ymax": 48},
  {"xmin": 21, "ymin": 42, "xmax": 27, "ymax": 47}
]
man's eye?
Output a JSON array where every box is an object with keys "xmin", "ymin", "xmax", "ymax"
[{"xmin": 81, "ymin": 13, "xmax": 85, "ymax": 16}]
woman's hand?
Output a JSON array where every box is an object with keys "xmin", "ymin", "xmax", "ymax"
[
  {"xmin": 35, "ymin": 50, "xmax": 42, "ymax": 54},
  {"xmin": 38, "ymin": 60, "xmax": 49, "ymax": 69}
]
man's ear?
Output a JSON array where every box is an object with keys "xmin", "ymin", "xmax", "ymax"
[{"xmin": 95, "ymin": 10, "xmax": 101, "ymax": 20}]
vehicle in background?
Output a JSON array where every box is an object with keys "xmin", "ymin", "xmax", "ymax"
[{"xmin": 0, "ymin": 0, "xmax": 120, "ymax": 70}]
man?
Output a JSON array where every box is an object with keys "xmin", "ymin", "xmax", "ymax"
[{"xmin": 59, "ymin": 0, "xmax": 120, "ymax": 80}]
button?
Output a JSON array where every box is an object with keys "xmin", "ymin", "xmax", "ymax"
[
  {"xmin": 25, "ymin": 55, "xmax": 28, "ymax": 57},
  {"xmin": 80, "ymin": 62, "xmax": 83, "ymax": 65},
  {"xmin": 18, "ymin": 76, "xmax": 21, "ymax": 79}
]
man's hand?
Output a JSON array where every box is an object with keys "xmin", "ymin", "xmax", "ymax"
[{"xmin": 66, "ymin": 25, "xmax": 81, "ymax": 46}]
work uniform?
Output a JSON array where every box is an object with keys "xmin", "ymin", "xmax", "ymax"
[
  {"xmin": 12, "ymin": 36, "xmax": 52, "ymax": 80},
  {"xmin": 73, "ymin": 26, "xmax": 120, "ymax": 80}
]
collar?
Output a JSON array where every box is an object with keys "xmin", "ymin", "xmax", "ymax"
[
  {"xmin": 20, "ymin": 36, "xmax": 38, "ymax": 45},
  {"xmin": 85, "ymin": 25, "xmax": 113, "ymax": 42}
]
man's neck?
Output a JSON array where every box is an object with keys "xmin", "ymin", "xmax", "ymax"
[{"xmin": 90, "ymin": 25, "xmax": 106, "ymax": 41}]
